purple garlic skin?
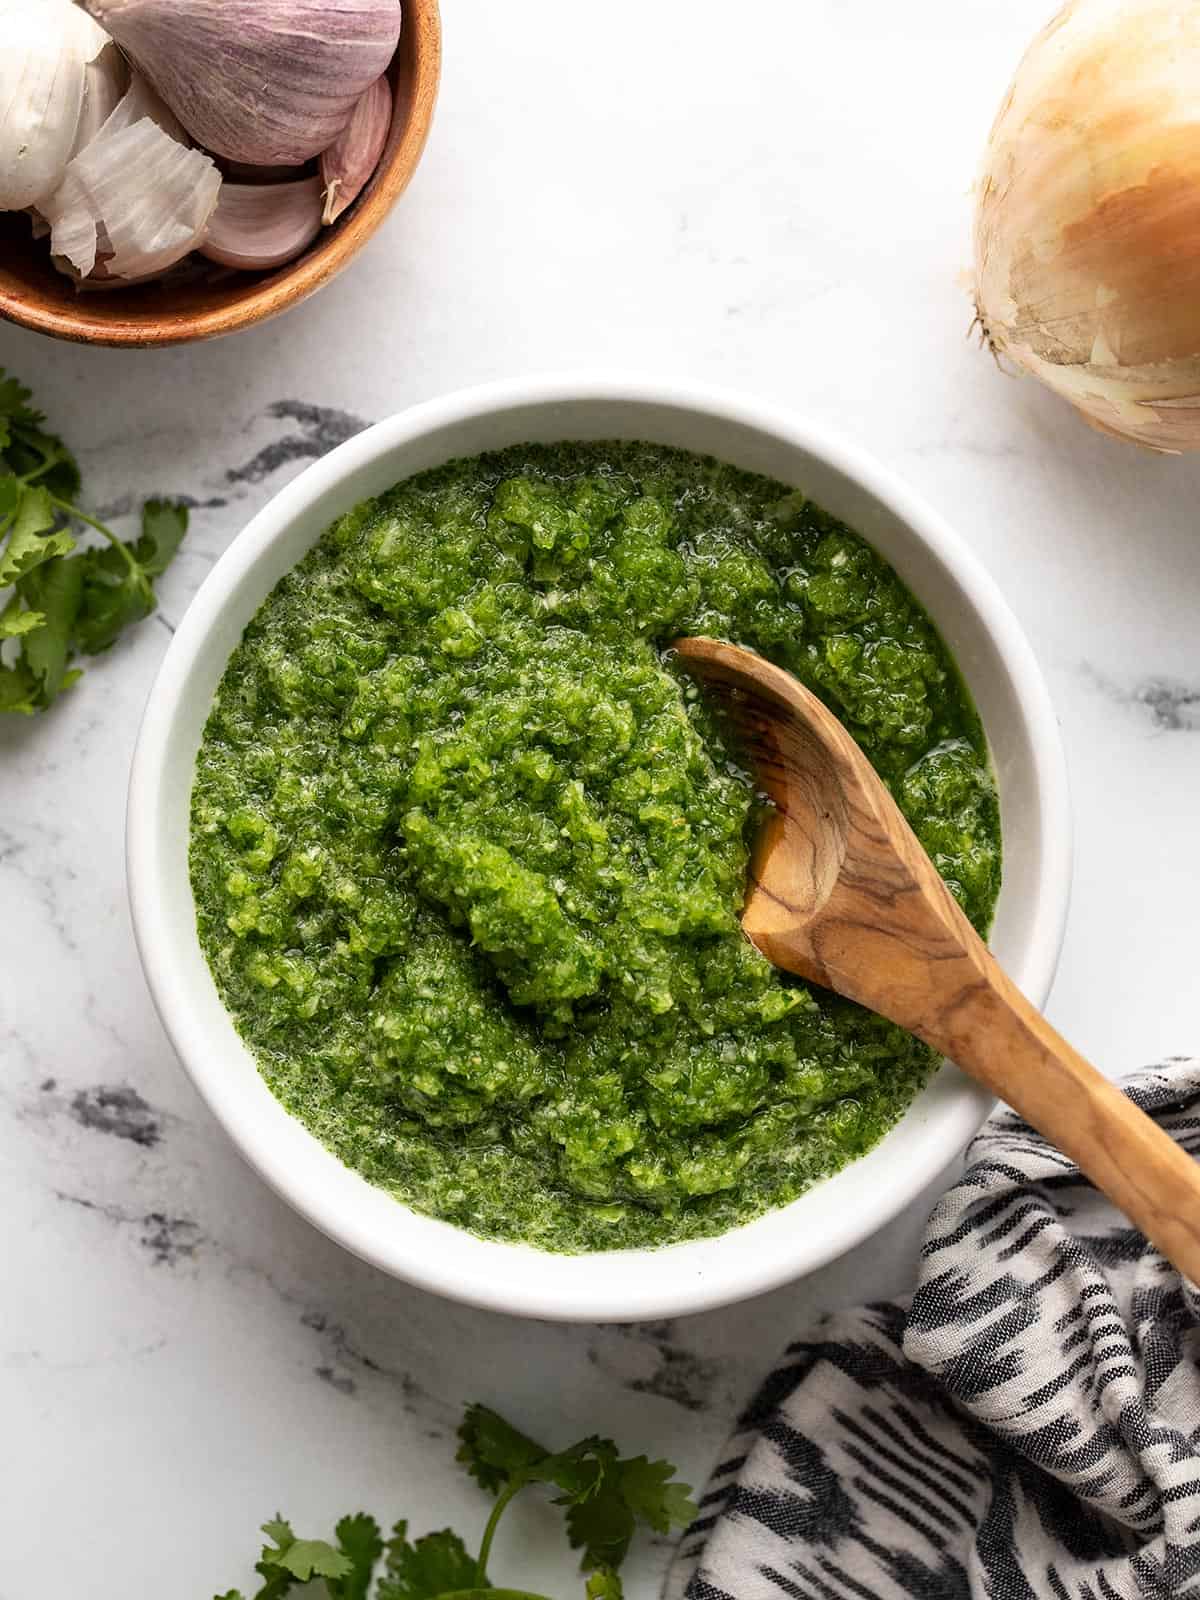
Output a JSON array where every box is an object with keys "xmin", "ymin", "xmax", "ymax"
[
  {"xmin": 79, "ymin": 0, "xmax": 403, "ymax": 166},
  {"xmin": 320, "ymin": 73, "xmax": 392, "ymax": 223}
]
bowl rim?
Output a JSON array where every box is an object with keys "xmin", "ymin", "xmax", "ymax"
[{"xmin": 127, "ymin": 373, "xmax": 1073, "ymax": 1320}]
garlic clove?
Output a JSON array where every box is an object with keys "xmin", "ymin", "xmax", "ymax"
[
  {"xmin": 70, "ymin": 42, "xmax": 128, "ymax": 161},
  {"xmin": 0, "ymin": 0, "xmax": 104, "ymax": 211},
  {"xmin": 4, "ymin": 0, "xmax": 113, "ymax": 59},
  {"xmin": 42, "ymin": 67, "xmax": 197, "ymax": 277},
  {"xmin": 320, "ymin": 73, "xmax": 392, "ymax": 224},
  {"xmin": 56, "ymin": 0, "xmax": 111, "ymax": 61},
  {"xmin": 78, "ymin": 0, "xmax": 404, "ymax": 167},
  {"xmin": 45, "ymin": 116, "xmax": 221, "ymax": 281},
  {"xmin": 95, "ymin": 69, "xmax": 189, "ymax": 147},
  {"xmin": 47, "ymin": 180, "xmax": 105, "ymax": 280},
  {"xmin": 199, "ymin": 177, "xmax": 324, "ymax": 271}
]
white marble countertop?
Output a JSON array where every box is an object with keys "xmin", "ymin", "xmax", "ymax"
[{"xmin": 3, "ymin": 2, "xmax": 1199, "ymax": 1595}]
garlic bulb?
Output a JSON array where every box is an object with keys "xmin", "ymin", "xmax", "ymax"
[
  {"xmin": 200, "ymin": 177, "xmax": 324, "ymax": 271},
  {"xmin": 0, "ymin": 0, "xmax": 109, "ymax": 210},
  {"xmin": 76, "ymin": 0, "xmax": 404, "ymax": 167},
  {"xmin": 321, "ymin": 74, "xmax": 392, "ymax": 223},
  {"xmin": 975, "ymin": 0, "xmax": 1200, "ymax": 452},
  {"xmin": 45, "ymin": 115, "xmax": 220, "ymax": 280}
]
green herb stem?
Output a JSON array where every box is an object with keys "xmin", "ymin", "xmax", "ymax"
[
  {"xmin": 16, "ymin": 436, "xmax": 60, "ymax": 486},
  {"xmin": 47, "ymin": 493, "xmax": 147, "ymax": 588},
  {"xmin": 473, "ymin": 1482, "xmax": 522, "ymax": 1587}
]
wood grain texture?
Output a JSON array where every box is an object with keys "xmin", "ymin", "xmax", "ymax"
[
  {"xmin": 0, "ymin": 0, "xmax": 441, "ymax": 349},
  {"xmin": 675, "ymin": 635, "xmax": 1200, "ymax": 1283}
]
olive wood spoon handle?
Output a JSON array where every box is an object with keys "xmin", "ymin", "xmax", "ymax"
[{"xmin": 675, "ymin": 636, "xmax": 1200, "ymax": 1282}]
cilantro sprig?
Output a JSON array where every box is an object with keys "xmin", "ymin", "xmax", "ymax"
[
  {"xmin": 0, "ymin": 368, "xmax": 187, "ymax": 714},
  {"xmin": 215, "ymin": 1403, "xmax": 696, "ymax": 1600}
]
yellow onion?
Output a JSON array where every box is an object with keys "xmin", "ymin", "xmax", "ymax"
[{"xmin": 974, "ymin": 0, "xmax": 1200, "ymax": 453}]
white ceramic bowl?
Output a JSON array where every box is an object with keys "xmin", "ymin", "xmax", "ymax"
[{"xmin": 127, "ymin": 375, "xmax": 1072, "ymax": 1322}]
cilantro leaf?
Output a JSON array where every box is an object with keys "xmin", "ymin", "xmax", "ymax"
[
  {"xmin": 0, "ymin": 369, "xmax": 80, "ymax": 500},
  {"xmin": 135, "ymin": 498, "xmax": 189, "ymax": 577},
  {"xmin": 546, "ymin": 1443, "xmax": 695, "ymax": 1579},
  {"xmin": 19, "ymin": 553, "xmax": 85, "ymax": 702},
  {"xmin": 278, "ymin": 1540, "xmax": 354, "ymax": 1580},
  {"xmin": 74, "ymin": 547, "xmax": 155, "ymax": 655},
  {"xmin": 70, "ymin": 500, "xmax": 189, "ymax": 656},
  {"xmin": 39, "ymin": 446, "xmax": 82, "ymax": 504},
  {"xmin": 0, "ymin": 369, "xmax": 187, "ymax": 714},
  {"xmin": 457, "ymin": 1406, "xmax": 550, "ymax": 1495},
  {"xmin": 0, "ymin": 374, "xmax": 52, "ymax": 467},
  {"xmin": 261, "ymin": 1538, "xmax": 351, "ymax": 1582},
  {"xmin": 0, "ymin": 661, "xmax": 41, "ymax": 715},
  {"xmin": 0, "ymin": 593, "xmax": 44, "ymax": 638},
  {"xmin": 378, "ymin": 1522, "xmax": 483, "ymax": 1600},
  {"xmin": 563, "ymin": 1471, "xmax": 637, "ymax": 1575},
  {"xmin": 213, "ymin": 1404, "xmax": 692, "ymax": 1600},
  {"xmin": 330, "ymin": 1513, "xmax": 384, "ymax": 1600},
  {"xmin": 250, "ymin": 1568, "xmax": 298, "ymax": 1600},
  {"xmin": 0, "ymin": 487, "xmax": 75, "ymax": 587},
  {"xmin": 613, "ymin": 1456, "xmax": 696, "ymax": 1535},
  {"xmin": 539, "ymin": 1438, "xmax": 613, "ymax": 1501},
  {"xmin": 8, "ymin": 428, "xmax": 81, "ymax": 503},
  {"xmin": 0, "ymin": 372, "xmax": 35, "ymax": 452},
  {"xmin": 251, "ymin": 1519, "xmax": 304, "ymax": 1598},
  {"xmin": 249, "ymin": 1517, "xmax": 353, "ymax": 1596},
  {"xmin": 457, "ymin": 1408, "xmax": 695, "ymax": 1590}
]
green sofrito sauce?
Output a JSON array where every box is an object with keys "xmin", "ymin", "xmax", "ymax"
[{"xmin": 190, "ymin": 443, "xmax": 1001, "ymax": 1252}]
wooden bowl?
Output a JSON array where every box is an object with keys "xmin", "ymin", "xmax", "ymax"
[{"xmin": 0, "ymin": 0, "xmax": 440, "ymax": 348}]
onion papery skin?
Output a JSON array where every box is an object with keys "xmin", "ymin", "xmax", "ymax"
[{"xmin": 974, "ymin": 0, "xmax": 1200, "ymax": 453}]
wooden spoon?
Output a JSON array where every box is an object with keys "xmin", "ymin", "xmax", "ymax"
[{"xmin": 674, "ymin": 635, "xmax": 1200, "ymax": 1281}]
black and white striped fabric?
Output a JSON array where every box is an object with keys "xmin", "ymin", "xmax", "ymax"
[{"xmin": 667, "ymin": 1060, "xmax": 1200, "ymax": 1600}]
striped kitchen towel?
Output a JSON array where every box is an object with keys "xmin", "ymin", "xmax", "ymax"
[{"xmin": 666, "ymin": 1059, "xmax": 1200, "ymax": 1600}]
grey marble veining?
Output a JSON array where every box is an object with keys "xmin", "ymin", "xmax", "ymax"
[
  {"xmin": 1082, "ymin": 665, "xmax": 1200, "ymax": 734},
  {"xmin": 2, "ymin": 1, "xmax": 1199, "ymax": 1595}
]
